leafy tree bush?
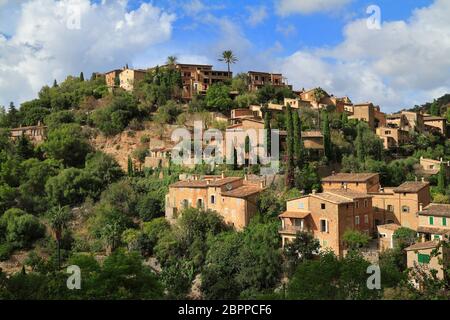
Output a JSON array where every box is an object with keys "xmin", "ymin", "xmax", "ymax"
[
  {"xmin": 91, "ymin": 95, "xmax": 140, "ymax": 136},
  {"xmin": 42, "ymin": 123, "xmax": 91, "ymax": 167}
]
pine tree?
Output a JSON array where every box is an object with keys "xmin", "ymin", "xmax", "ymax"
[
  {"xmin": 264, "ymin": 110, "xmax": 272, "ymax": 156},
  {"xmin": 322, "ymin": 112, "xmax": 332, "ymax": 161},
  {"xmin": 285, "ymin": 103, "xmax": 295, "ymax": 188},
  {"xmin": 356, "ymin": 123, "xmax": 365, "ymax": 163},
  {"xmin": 438, "ymin": 163, "xmax": 446, "ymax": 194},
  {"xmin": 293, "ymin": 110, "xmax": 303, "ymax": 170},
  {"xmin": 233, "ymin": 147, "xmax": 238, "ymax": 170},
  {"xmin": 79, "ymin": 72, "xmax": 84, "ymax": 81},
  {"xmin": 430, "ymin": 100, "xmax": 440, "ymax": 116}
]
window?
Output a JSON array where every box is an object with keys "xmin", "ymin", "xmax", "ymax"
[
  {"xmin": 434, "ymin": 235, "xmax": 441, "ymax": 241},
  {"xmin": 364, "ymin": 200, "xmax": 369, "ymax": 208},
  {"xmin": 182, "ymin": 199, "xmax": 189, "ymax": 209},
  {"xmin": 355, "ymin": 216, "xmax": 360, "ymax": 225},
  {"xmin": 443, "ymin": 217, "xmax": 447, "ymax": 226},
  {"xmin": 355, "ymin": 201, "xmax": 359, "ymax": 209},
  {"xmin": 196, "ymin": 198, "xmax": 203, "ymax": 209},
  {"xmin": 402, "ymin": 206, "xmax": 410, "ymax": 213},
  {"xmin": 321, "ymin": 203, "xmax": 326, "ymax": 210},
  {"xmin": 429, "ymin": 216, "xmax": 434, "ymax": 225},
  {"xmin": 364, "ymin": 215, "xmax": 369, "ymax": 224},
  {"xmin": 418, "ymin": 253, "xmax": 430, "ymax": 264},
  {"xmin": 320, "ymin": 219, "xmax": 328, "ymax": 232},
  {"xmin": 210, "ymin": 195, "xmax": 215, "ymax": 204}
]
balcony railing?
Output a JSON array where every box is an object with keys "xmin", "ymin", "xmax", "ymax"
[{"xmin": 279, "ymin": 225, "xmax": 306, "ymax": 234}]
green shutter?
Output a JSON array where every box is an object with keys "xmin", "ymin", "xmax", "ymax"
[
  {"xmin": 418, "ymin": 253, "xmax": 431, "ymax": 264},
  {"xmin": 434, "ymin": 235, "xmax": 440, "ymax": 240},
  {"xmin": 429, "ymin": 216, "xmax": 434, "ymax": 225},
  {"xmin": 443, "ymin": 217, "xmax": 447, "ymax": 226}
]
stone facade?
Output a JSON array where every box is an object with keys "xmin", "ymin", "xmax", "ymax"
[{"xmin": 165, "ymin": 175, "xmax": 265, "ymax": 230}]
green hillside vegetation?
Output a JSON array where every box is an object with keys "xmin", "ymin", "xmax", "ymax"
[{"xmin": 0, "ymin": 60, "xmax": 449, "ymax": 299}]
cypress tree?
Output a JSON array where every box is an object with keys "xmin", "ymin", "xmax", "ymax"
[
  {"xmin": 438, "ymin": 163, "xmax": 446, "ymax": 194},
  {"xmin": 356, "ymin": 123, "xmax": 365, "ymax": 163},
  {"xmin": 285, "ymin": 103, "xmax": 294, "ymax": 188},
  {"xmin": 53, "ymin": 79, "xmax": 58, "ymax": 88},
  {"xmin": 264, "ymin": 110, "xmax": 272, "ymax": 156},
  {"xmin": 293, "ymin": 110, "xmax": 303, "ymax": 170},
  {"xmin": 322, "ymin": 112, "xmax": 332, "ymax": 160},
  {"xmin": 233, "ymin": 147, "xmax": 238, "ymax": 170},
  {"xmin": 127, "ymin": 156, "xmax": 134, "ymax": 177},
  {"xmin": 79, "ymin": 72, "xmax": 84, "ymax": 81}
]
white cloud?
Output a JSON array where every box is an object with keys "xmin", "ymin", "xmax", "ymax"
[
  {"xmin": 246, "ymin": 5, "xmax": 268, "ymax": 27},
  {"xmin": 276, "ymin": 0, "xmax": 353, "ymax": 16},
  {"xmin": 278, "ymin": 0, "xmax": 450, "ymax": 111},
  {"xmin": 0, "ymin": 0, "xmax": 175, "ymax": 107},
  {"xmin": 276, "ymin": 23, "xmax": 297, "ymax": 37}
]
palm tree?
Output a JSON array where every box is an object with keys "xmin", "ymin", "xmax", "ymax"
[
  {"xmin": 166, "ymin": 56, "xmax": 178, "ymax": 67},
  {"xmin": 218, "ymin": 50, "xmax": 238, "ymax": 75},
  {"xmin": 47, "ymin": 205, "xmax": 72, "ymax": 269}
]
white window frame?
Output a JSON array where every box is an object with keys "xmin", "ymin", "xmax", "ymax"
[{"xmin": 355, "ymin": 216, "xmax": 360, "ymax": 225}]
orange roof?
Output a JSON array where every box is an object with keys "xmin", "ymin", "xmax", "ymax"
[
  {"xmin": 221, "ymin": 185, "xmax": 263, "ymax": 198},
  {"xmin": 405, "ymin": 240, "xmax": 439, "ymax": 251},
  {"xmin": 170, "ymin": 177, "xmax": 242, "ymax": 188},
  {"xmin": 393, "ymin": 181, "xmax": 429, "ymax": 193},
  {"xmin": 322, "ymin": 173, "xmax": 379, "ymax": 183},
  {"xmin": 279, "ymin": 211, "xmax": 311, "ymax": 219},
  {"xmin": 419, "ymin": 204, "xmax": 450, "ymax": 218}
]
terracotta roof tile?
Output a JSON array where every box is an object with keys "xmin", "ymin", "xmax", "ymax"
[
  {"xmin": 417, "ymin": 226, "xmax": 450, "ymax": 235},
  {"xmin": 279, "ymin": 211, "xmax": 311, "ymax": 219},
  {"xmin": 221, "ymin": 185, "xmax": 263, "ymax": 198},
  {"xmin": 405, "ymin": 240, "xmax": 439, "ymax": 251},
  {"xmin": 419, "ymin": 204, "xmax": 450, "ymax": 218},
  {"xmin": 393, "ymin": 181, "xmax": 429, "ymax": 193},
  {"xmin": 322, "ymin": 173, "xmax": 379, "ymax": 183}
]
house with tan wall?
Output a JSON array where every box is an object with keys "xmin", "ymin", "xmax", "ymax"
[
  {"xmin": 247, "ymin": 71, "xmax": 289, "ymax": 92},
  {"xmin": 348, "ymin": 103, "xmax": 376, "ymax": 130},
  {"xmin": 419, "ymin": 157, "xmax": 450, "ymax": 176},
  {"xmin": 405, "ymin": 240, "xmax": 449, "ymax": 287},
  {"xmin": 376, "ymin": 126, "xmax": 410, "ymax": 149},
  {"xmin": 370, "ymin": 181, "xmax": 431, "ymax": 230},
  {"xmin": 322, "ymin": 173, "xmax": 381, "ymax": 193},
  {"xmin": 279, "ymin": 189, "xmax": 375, "ymax": 257},
  {"xmin": 105, "ymin": 67, "xmax": 147, "ymax": 91},
  {"xmin": 165, "ymin": 174, "xmax": 265, "ymax": 230},
  {"xmin": 423, "ymin": 115, "xmax": 447, "ymax": 136},
  {"xmin": 321, "ymin": 173, "xmax": 431, "ymax": 230},
  {"xmin": 417, "ymin": 204, "xmax": 450, "ymax": 241}
]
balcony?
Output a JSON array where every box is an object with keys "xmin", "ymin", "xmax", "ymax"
[{"xmin": 279, "ymin": 225, "xmax": 306, "ymax": 235}]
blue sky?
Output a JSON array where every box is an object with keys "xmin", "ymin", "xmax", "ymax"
[{"xmin": 0, "ymin": 0, "xmax": 449, "ymax": 112}]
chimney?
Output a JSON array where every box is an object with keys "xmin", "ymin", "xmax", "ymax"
[
  {"xmin": 206, "ymin": 180, "xmax": 210, "ymax": 185},
  {"xmin": 419, "ymin": 203, "xmax": 423, "ymax": 212},
  {"xmin": 415, "ymin": 176, "xmax": 418, "ymax": 182},
  {"xmin": 421, "ymin": 177, "xmax": 425, "ymax": 183},
  {"xmin": 260, "ymin": 180, "xmax": 265, "ymax": 189},
  {"xmin": 343, "ymin": 183, "xmax": 348, "ymax": 191},
  {"xmin": 440, "ymin": 157, "xmax": 443, "ymax": 163},
  {"xmin": 244, "ymin": 174, "xmax": 248, "ymax": 181},
  {"xmin": 312, "ymin": 189, "xmax": 317, "ymax": 195},
  {"xmin": 331, "ymin": 171, "xmax": 336, "ymax": 176},
  {"xmin": 221, "ymin": 171, "xmax": 225, "ymax": 179}
]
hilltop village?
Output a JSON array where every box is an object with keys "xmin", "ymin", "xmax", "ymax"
[{"xmin": 0, "ymin": 56, "xmax": 449, "ymax": 299}]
